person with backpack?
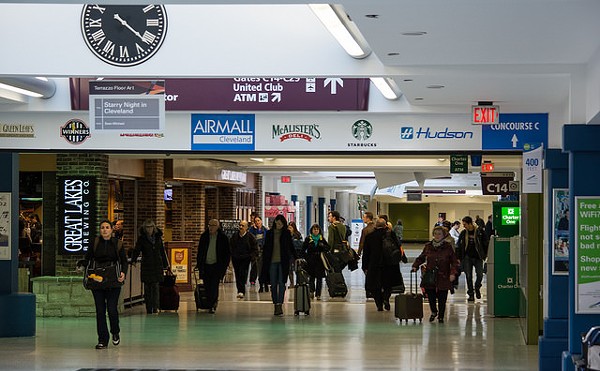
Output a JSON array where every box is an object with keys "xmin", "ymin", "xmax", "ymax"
[
  {"xmin": 130, "ymin": 219, "xmax": 169, "ymax": 315},
  {"xmin": 78, "ymin": 219, "xmax": 128, "ymax": 349},
  {"xmin": 362, "ymin": 218, "xmax": 403, "ymax": 311}
]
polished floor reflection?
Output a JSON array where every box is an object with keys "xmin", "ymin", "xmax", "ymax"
[{"xmin": 0, "ymin": 249, "xmax": 538, "ymax": 371}]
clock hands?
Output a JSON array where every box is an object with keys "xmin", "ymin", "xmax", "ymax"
[{"xmin": 113, "ymin": 13, "xmax": 148, "ymax": 43}]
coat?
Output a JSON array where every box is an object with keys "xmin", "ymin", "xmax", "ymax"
[
  {"xmin": 229, "ymin": 232, "xmax": 258, "ymax": 261},
  {"xmin": 131, "ymin": 227, "xmax": 168, "ymax": 283},
  {"xmin": 457, "ymin": 226, "xmax": 489, "ymax": 261},
  {"xmin": 260, "ymin": 227, "xmax": 296, "ymax": 283},
  {"xmin": 412, "ymin": 239, "xmax": 459, "ymax": 290},
  {"xmin": 302, "ymin": 234, "xmax": 329, "ymax": 279},
  {"xmin": 197, "ymin": 229, "xmax": 231, "ymax": 279},
  {"xmin": 362, "ymin": 228, "xmax": 403, "ymax": 293}
]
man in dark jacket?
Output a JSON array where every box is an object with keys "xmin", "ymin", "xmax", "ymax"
[
  {"xmin": 230, "ymin": 220, "xmax": 258, "ymax": 299},
  {"xmin": 131, "ymin": 219, "xmax": 169, "ymax": 314},
  {"xmin": 457, "ymin": 216, "xmax": 489, "ymax": 302},
  {"xmin": 197, "ymin": 219, "xmax": 231, "ymax": 313},
  {"xmin": 362, "ymin": 218, "xmax": 401, "ymax": 311}
]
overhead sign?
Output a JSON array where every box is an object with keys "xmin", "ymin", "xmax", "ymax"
[
  {"xmin": 450, "ymin": 154, "xmax": 468, "ymax": 173},
  {"xmin": 481, "ymin": 172, "xmax": 515, "ymax": 195},
  {"xmin": 89, "ymin": 80, "xmax": 165, "ymax": 132},
  {"xmin": 73, "ymin": 78, "xmax": 370, "ymax": 111},
  {"xmin": 191, "ymin": 113, "xmax": 255, "ymax": 151},
  {"xmin": 575, "ymin": 197, "xmax": 600, "ymax": 314},
  {"xmin": 472, "ymin": 105, "xmax": 499, "ymax": 125},
  {"xmin": 481, "ymin": 113, "xmax": 548, "ymax": 150}
]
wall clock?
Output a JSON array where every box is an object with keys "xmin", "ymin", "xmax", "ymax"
[{"xmin": 81, "ymin": 4, "xmax": 167, "ymax": 67}]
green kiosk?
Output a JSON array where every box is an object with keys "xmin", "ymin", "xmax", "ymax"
[{"xmin": 487, "ymin": 201, "xmax": 521, "ymax": 317}]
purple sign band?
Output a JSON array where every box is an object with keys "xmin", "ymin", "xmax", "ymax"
[{"xmin": 71, "ymin": 78, "xmax": 369, "ymax": 111}]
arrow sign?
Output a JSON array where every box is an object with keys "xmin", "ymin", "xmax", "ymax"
[
  {"xmin": 324, "ymin": 78, "xmax": 343, "ymax": 94},
  {"xmin": 482, "ymin": 113, "xmax": 548, "ymax": 150},
  {"xmin": 511, "ymin": 134, "xmax": 518, "ymax": 148},
  {"xmin": 271, "ymin": 93, "xmax": 281, "ymax": 102}
]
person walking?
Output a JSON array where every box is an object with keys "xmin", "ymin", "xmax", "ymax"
[
  {"xmin": 411, "ymin": 226, "xmax": 459, "ymax": 323},
  {"xmin": 79, "ymin": 219, "xmax": 128, "ymax": 349},
  {"xmin": 197, "ymin": 219, "xmax": 231, "ymax": 313},
  {"xmin": 130, "ymin": 219, "xmax": 169, "ymax": 314},
  {"xmin": 457, "ymin": 216, "xmax": 489, "ymax": 302},
  {"xmin": 392, "ymin": 219, "xmax": 404, "ymax": 246},
  {"xmin": 362, "ymin": 218, "xmax": 403, "ymax": 311},
  {"xmin": 302, "ymin": 224, "xmax": 329, "ymax": 300},
  {"xmin": 229, "ymin": 220, "xmax": 258, "ymax": 299},
  {"xmin": 357, "ymin": 211, "xmax": 375, "ymax": 257},
  {"xmin": 249, "ymin": 216, "xmax": 268, "ymax": 292},
  {"xmin": 261, "ymin": 214, "xmax": 297, "ymax": 316},
  {"xmin": 288, "ymin": 221, "xmax": 303, "ymax": 287}
]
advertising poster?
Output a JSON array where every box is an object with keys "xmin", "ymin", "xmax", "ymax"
[
  {"xmin": 553, "ymin": 189, "xmax": 569, "ymax": 275},
  {"xmin": 57, "ymin": 176, "xmax": 96, "ymax": 254},
  {"xmin": 0, "ymin": 193, "xmax": 11, "ymax": 260},
  {"xmin": 575, "ymin": 196, "xmax": 600, "ymax": 313},
  {"xmin": 169, "ymin": 248, "xmax": 188, "ymax": 284}
]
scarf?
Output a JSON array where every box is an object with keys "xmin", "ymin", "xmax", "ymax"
[{"xmin": 311, "ymin": 233, "xmax": 321, "ymax": 247}]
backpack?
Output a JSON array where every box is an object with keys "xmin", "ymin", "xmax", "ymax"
[{"xmin": 382, "ymin": 231, "xmax": 402, "ymax": 264}]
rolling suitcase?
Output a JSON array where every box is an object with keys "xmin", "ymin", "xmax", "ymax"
[
  {"xmin": 193, "ymin": 268, "xmax": 211, "ymax": 311},
  {"xmin": 394, "ymin": 270, "xmax": 423, "ymax": 323},
  {"xmin": 294, "ymin": 259, "xmax": 311, "ymax": 315},
  {"xmin": 325, "ymin": 271, "xmax": 348, "ymax": 298},
  {"xmin": 159, "ymin": 282, "xmax": 180, "ymax": 311}
]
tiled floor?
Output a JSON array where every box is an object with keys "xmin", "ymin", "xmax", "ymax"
[{"xmin": 0, "ymin": 248, "xmax": 539, "ymax": 371}]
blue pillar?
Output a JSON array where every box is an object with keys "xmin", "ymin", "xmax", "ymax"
[
  {"xmin": 318, "ymin": 197, "xmax": 326, "ymax": 230},
  {"xmin": 330, "ymin": 199, "xmax": 336, "ymax": 214},
  {"xmin": 0, "ymin": 153, "xmax": 35, "ymax": 337},
  {"xmin": 306, "ymin": 196, "xmax": 313, "ymax": 237},
  {"xmin": 539, "ymin": 149, "xmax": 569, "ymax": 371},
  {"xmin": 562, "ymin": 125, "xmax": 600, "ymax": 370}
]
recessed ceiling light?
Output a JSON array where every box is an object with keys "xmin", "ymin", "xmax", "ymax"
[
  {"xmin": 427, "ymin": 85, "xmax": 445, "ymax": 89},
  {"xmin": 414, "ymin": 97, "xmax": 424, "ymax": 101},
  {"xmin": 401, "ymin": 31, "xmax": 427, "ymax": 36},
  {"xmin": 387, "ymin": 52, "xmax": 400, "ymax": 56},
  {"xmin": 403, "ymin": 79, "xmax": 413, "ymax": 82},
  {"xmin": 365, "ymin": 14, "xmax": 379, "ymax": 19},
  {"xmin": 438, "ymin": 158, "xmax": 446, "ymax": 162}
]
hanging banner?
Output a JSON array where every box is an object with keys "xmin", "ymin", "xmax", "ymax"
[
  {"xmin": 57, "ymin": 176, "xmax": 96, "ymax": 254},
  {"xmin": 552, "ymin": 189, "xmax": 569, "ymax": 275},
  {"xmin": 575, "ymin": 196, "xmax": 600, "ymax": 314},
  {"xmin": 522, "ymin": 145, "xmax": 543, "ymax": 193},
  {"xmin": 0, "ymin": 193, "xmax": 11, "ymax": 260}
]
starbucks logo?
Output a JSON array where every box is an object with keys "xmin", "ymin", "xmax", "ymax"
[{"xmin": 352, "ymin": 120, "xmax": 372, "ymax": 141}]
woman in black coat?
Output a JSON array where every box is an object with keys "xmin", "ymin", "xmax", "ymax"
[
  {"xmin": 261, "ymin": 214, "xmax": 297, "ymax": 316},
  {"xmin": 302, "ymin": 224, "xmax": 329, "ymax": 300},
  {"xmin": 131, "ymin": 219, "xmax": 169, "ymax": 314}
]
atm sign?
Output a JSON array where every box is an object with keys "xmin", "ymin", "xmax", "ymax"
[{"xmin": 472, "ymin": 105, "xmax": 499, "ymax": 125}]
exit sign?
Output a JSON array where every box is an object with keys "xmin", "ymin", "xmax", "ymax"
[
  {"xmin": 472, "ymin": 105, "xmax": 499, "ymax": 125},
  {"xmin": 281, "ymin": 176, "xmax": 291, "ymax": 183},
  {"xmin": 481, "ymin": 161, "xmax": 495, "ymax": 172}
]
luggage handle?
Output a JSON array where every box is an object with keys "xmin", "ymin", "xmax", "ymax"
[
  {"xmin": 409, "ymin": 269, "xmax": 419, "ymax": 295},
  {"xmin": 192, "ymin": 267, "xmax": 204, "ymax": 286}
]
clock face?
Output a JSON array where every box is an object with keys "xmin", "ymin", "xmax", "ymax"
[{"xmin": 81, "ymin": 4, "xmax": 167, "ymax": 67}]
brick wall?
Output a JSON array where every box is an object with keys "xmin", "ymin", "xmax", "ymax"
[
  {"xmin": 219, "ymin": 187, "xmax": 235, "ymax": 219},
  {"xmin": 121, "ymin": 180, "xmax": 136, "ymax": 252},
  {"xmin": 55, "ymin": 153, "xmax": 109, "ymax": 276},
  {"xmin": 255, "ymin": 174, "xmax": 263, "ymax": 218},
  {"xmin": 171, "ymin": 182, "xmax": 205, "ymax": 266}
]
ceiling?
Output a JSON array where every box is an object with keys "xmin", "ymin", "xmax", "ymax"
[{"xmin": 4, "ymin": 0, "xmax": 599, "ymax": 196}]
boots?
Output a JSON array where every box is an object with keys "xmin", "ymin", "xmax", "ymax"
[{"xmin": 274, "ymin": 303, "xmax": 283, "ymax": 316}]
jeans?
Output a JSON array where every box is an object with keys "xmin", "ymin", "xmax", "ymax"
[
  {"xmin": 463, "ymin": 255, "xmax": 484, "ymax": 296},
  {"xmin": 202, "ymin": 263, "xmax": 221, "ymax": 308},
  {"xmin": 310, "ymin": 276, "xmax": 323, "ymax": 297},
  {"xmin": 143, "ymin": 282, "xmax": 160, "ymax": 313},
  {"xmin": 92, "ymin": 287, "xmax": 121, "ymax": 345},
  {"xmin": 269, "ymin": 262, "xmax": 286, "ymax": 304}
]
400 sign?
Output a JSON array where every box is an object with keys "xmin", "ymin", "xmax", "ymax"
[{"xmin": 481, "ymin": 172, "xmax": 516, "ymax": 196}]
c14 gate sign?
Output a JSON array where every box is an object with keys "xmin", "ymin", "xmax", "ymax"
[{"xmin": 575, "ymin": 196, "xmax": 600, "ymax": 314}]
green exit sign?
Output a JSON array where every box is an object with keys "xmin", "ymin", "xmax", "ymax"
[
  {"xmin": 502, "ymin": 206, "xmax": 520, "ymax": 225},
  {"xmin": 450, "ymin": 154, "xmax": 468, "ymax": 173}
]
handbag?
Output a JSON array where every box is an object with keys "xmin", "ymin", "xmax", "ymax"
[
  {"xmin": 332, "ymin": 226, "xmax": 353, "ymax": 263},
  {"xmin": 421, "ymin": 266, "xmax": 438, "ymax": 287},
  {"xmin": 84, "ymin": 260, "xmax": 122, "ymax": 290}
]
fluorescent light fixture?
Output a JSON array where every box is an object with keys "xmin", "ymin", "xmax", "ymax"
[
  {"xmin": 309, "ymin": 4, "xmax": 371, "ymax": 59},
  {"xmin": 0, "ymin": 77, "xmax": 56, "ymax": 98},
  {"xmin": 370, "ymin": 77, "xmax": 402, "ymax": 100}
]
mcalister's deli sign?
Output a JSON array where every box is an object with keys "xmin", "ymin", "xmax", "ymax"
[{"xmin": 57, "ymin": 176, "xmax": 95, "ymax": 254}]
